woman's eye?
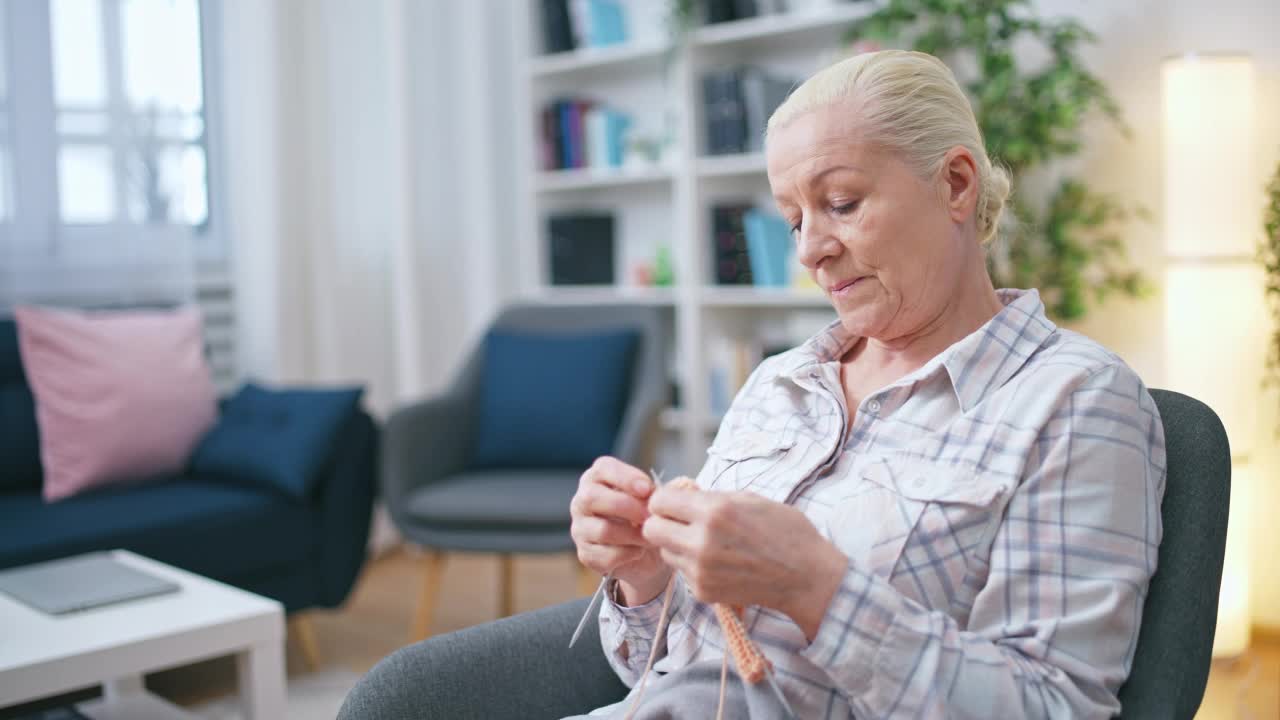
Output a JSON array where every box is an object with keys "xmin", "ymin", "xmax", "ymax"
[{"xmin": 832, "ymin": 201, "xmax": 858, "ymax": 215}]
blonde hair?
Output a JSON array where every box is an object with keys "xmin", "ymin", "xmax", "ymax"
[{"xmin": 767, "ymin": 50, "xmax": 1011, "ymax": 245}]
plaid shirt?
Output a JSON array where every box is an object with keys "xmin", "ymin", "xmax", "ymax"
[{"xmin": 593, "ymin": 288, "xmax": 1166, "ymax": 719}]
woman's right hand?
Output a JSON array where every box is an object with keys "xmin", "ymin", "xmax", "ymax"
[{"xmin": 571, "ymin": 456, "xmax": 672, "ymax": 605}]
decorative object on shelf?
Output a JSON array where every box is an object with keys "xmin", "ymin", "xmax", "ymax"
[
  {"xmin": 1162, "ymin": 54, "xmax": 1264, "ymax": 658},
  {"xmin": 1259, "ymin": 157, "xmax": 1280, "ymax": 393},
  {"xmin": 548, "ymin": 212, "xmax": 617, "ymax": 285},
  {"xmin": 654, "ymin": 244, "xmax": 676, "ymax": 287},
  {"xmin": 845, "ymin": 0, "xmax": 1147, "ymax": 321}
]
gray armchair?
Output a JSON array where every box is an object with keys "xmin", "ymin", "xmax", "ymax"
[
  {"xmin": 383, "ymin": 304, "xmax": 668, "ymax": 640},
  {"xmin": 344, "ymin": 388, "xmax": 1230, "ymax": 719}
]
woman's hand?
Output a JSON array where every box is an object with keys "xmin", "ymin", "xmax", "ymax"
[
  {"xmin": 570, "ymin": 457, "xmax": 672, "ymax": 606},
  {"xmin": 643, "ymin": 483, "xmax": 848, "ymax": 640}
]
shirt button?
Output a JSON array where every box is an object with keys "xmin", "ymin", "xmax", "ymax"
[
  {"xmin": 866, "ymin": 399, "xmax": 881, "ymax": 413},
  {"xmin": 913, "ymin": 476, "xmax": 926, "ymax": 488}
]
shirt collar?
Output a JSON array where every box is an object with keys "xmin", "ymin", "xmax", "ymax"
[{"xmin": 780, "ymin": 288, "xmax": 1058, "ymax": 412}]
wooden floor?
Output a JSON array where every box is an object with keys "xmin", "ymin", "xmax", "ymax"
[{"xmin": 147, "ymin": 547, "xmax": 1277, "ymax": 718}]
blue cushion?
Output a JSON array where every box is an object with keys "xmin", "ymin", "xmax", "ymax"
[
  {"xmin": 0, "ymin": 476, "xmax": 312, "ymax": 579},
  {"xmin": 0, "ymin": 319, "xmax": 42, "ymax": 492},
  {"xmin": 189, "ymin": 382, "xmax": 363, "ymax": 501},
  {"xmin": 471, "ymin": 328, "xmax": 639, "ymax": 469}
]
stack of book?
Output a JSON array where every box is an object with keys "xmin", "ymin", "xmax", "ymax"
[
  {"xmin": 710, "ymin": 203, "xmax": 793, "ymax": 288},
  {"xmin": 540, "ymin": 99, "xmax": 632, "ymax": 171},
  {"xmin": 703, "ymin": 66, "xmax": 799, "ymax": 155},
  {"xmin": 539, "ymin": 0, "xmax": 666, "ymax": 54}
]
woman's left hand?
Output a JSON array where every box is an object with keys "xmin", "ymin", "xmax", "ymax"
[{"xmin": 642, "ymin": 482, "xmax": 848, "ymax": 641}]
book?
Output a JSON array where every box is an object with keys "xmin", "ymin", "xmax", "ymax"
[
  {"xmin": 586, "ymin": 0, "xmax": 628, "ymax": 47},
  {"xmin": 548, "ymin": 213, "xmax": 616, "ymax": 285},
  {"xmin": 711, "ymin": 203, "xmax": 755, "ymax": 285},
  {"xmin": 540, "ymin": 106, "xmax": 558, "ymax": 170},
  {"xmin": 743, "ymin": 209, "xmax": 792, "ymax": 287},
  {"xmin": 605, "ymin": 110, "xmax": 631, "ymax": 167},
  {"xmin": 702, "ymin": 69, "xmax": 747, "ymax": 155},
  {"xmin": 741, "ymin": 66, "xmax": 797, "ymax": 153},
  {"xmin": 541, "ymin": 0, "xmax": 576, "ymax": 53},
  {"xmin": 706, "ymin": 0, "xmax": 738, "ymax": 24}
]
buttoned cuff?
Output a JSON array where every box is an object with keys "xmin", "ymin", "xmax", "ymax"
[{"xmin": 598, "ymin": 575, "xmax": 684, "ymax": 686}]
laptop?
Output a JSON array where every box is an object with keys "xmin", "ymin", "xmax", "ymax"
[{"xmin": 0, "ymin": 552, "xmax": 181, "ymax": 615}]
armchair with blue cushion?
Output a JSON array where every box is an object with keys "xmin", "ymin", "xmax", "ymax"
[
  {"xmin": 382, "ymin": 304, "xmax": 668, "ymax": 641},
  {"xmin": 0, "ymin": 318, "xmax": 379, "ymax": 669}
]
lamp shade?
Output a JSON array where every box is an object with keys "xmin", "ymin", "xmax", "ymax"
[
  {"xmin": 1161, "ymin": 55, "xmax": 1257, "ymax": 258},
  {"xmin": 1163, "ymin": 264, "xmax": 1267, "ymax": 456}
]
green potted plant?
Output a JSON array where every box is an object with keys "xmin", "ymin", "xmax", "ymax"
[{"xmin": 842, "ymin": 0, "xmax": 1148, "ymax": 321}]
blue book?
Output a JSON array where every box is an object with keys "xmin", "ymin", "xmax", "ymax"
[
  {"xmin": 587, "ymin": 0, "xmax": 627, "ymax": 47},
  {"xmin": 605, "ymin": 111, "xmax": 631, "ymax": 167},
  {"xmin": 743, "ymin": 210, "xmax": 792, "ymax": 287},
  {"xmin": 557, "ymin": 101, "xmax": 573, "ymax": 169}
]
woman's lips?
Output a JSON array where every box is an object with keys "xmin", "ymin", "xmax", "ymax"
[{"xmin": 829, "ymin": 276, "xmax": 865, "ymax": 295}]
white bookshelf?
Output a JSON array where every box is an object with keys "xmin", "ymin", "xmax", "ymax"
[{"xmin": 515, "ymin": 1, "xmax": 858, "ymax": 470}]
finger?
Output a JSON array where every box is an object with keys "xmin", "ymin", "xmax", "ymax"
[
  {"xmin": 647, "ymin": 485, "xmax": 716, "ymax": 524},
  {"xmin": 587, "ymin": 456, "xmax": 655, "ymax": 499},
  {"xmin": 582, "ymin": 484, "xmax": 650, "ymax": 525},
  {"xmin": 573, "ymin": 515, "xmax": 648, "ymax": 548},
  {"xmin": 579, "ymin": 542, "xmax": 643, "ymax": 573},
  {"xmin": 642, "ymin": 513, "xmax": 701, "ymax": 556},
  {"xmin": 658, "ymin": 548, "xmax": 695, "ymax": 581}
]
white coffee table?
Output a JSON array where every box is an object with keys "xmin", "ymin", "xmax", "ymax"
[{"xmin": 0, "ymin": 550, "xmax": 286, "ymax": 719}]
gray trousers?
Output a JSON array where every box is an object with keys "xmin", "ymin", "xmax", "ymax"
[
  {"xmin": 337, "ymin": 598, "xmax": 791, "ymax": 720},
  {"xmin": 338, "ymin": 598, "xmax": 627, "ymax": 719}
]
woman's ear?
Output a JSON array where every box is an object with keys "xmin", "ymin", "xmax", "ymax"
[{"xmin": 941, "ymin": 146, "xmax": 980, "ymax": 224}]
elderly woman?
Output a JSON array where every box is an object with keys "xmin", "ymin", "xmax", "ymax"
[{"xmin": 568, "ymin": 50, "xmax": 1164, "ymax": 719}]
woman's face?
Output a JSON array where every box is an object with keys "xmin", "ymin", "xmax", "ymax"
[{"xmin": 766, "ymin": 100, "xmax": 979, "ymax": 342}]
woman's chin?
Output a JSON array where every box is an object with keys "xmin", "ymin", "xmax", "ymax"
[{"xmin": 835, "ymin": 307, "xmax": 882, "ymax": 339}]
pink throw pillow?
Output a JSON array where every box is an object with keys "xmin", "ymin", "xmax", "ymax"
[{"xmin": 15, "ymin": 306, "xmax": 218, "ymax": 502}]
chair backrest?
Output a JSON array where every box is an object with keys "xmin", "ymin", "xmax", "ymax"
[
  {"xmin": 454, "ymin": 303, "xmax": 668, "ymax": 467},
  {"xmin": 1117, "ymin": 389, "xmax": 1230, "ymax": 719}
]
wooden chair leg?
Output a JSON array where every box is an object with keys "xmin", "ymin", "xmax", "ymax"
[
  {"xmin": 576, "ymin": 558, "xmax": 599, "ymax": 597},
  {"xmin": 499, "ymin": 553, "xmax": 515, "ymax": 618},
  {"xmin": 289, "ymin": 613, "xmax": 322, "ymax": 672},
  {"xmin": 409, "ymin": 549, "xmax": 445, "ymax": 644}
]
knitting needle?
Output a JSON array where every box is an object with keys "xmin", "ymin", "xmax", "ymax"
[
  {"xmin": 569, "ymin": 469, "xmax": 666, "ymax": 649},
  {"xmin": 762, "ymin": 666, "xmax": 797, "ymax": 719}
]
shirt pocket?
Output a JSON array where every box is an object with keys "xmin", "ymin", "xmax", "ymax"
[
  {"xmin": 828, "ymin": 457, "xmax": 1010, "ymax": 617},
  {"xmin": 704, "ymin": 431, "xmax": 797, "ymax": 491}
]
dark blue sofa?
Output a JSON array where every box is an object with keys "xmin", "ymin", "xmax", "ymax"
[{"xmin": 0, "ymin": 319, "xmax": 378, "ymax": 613}]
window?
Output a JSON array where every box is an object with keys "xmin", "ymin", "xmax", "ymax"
[
  {"xmin": 0, "ymin": 0, "xmax": 233, "ymax": 387},
  {"xmin": 1, "ymin": 0, "xmax": 220, "ymax": 247}
]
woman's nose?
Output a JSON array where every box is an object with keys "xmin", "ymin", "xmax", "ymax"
[{"xmin": 794, "ymin": 217, "xmax": 840, "ymax": 269}]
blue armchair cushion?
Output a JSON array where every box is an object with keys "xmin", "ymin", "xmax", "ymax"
[
  {"xmin": 189, "ymin": 382, "xmax": 363, "ymax": 501},
  {"xmin": 471, "ymin": 328, "xmax": 639, "ymax": 469}
]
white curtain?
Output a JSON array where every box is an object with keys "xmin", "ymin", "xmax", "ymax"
[{"xmin": 218, "ymin": 0, "xmax": 518, "ymax": 417}]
